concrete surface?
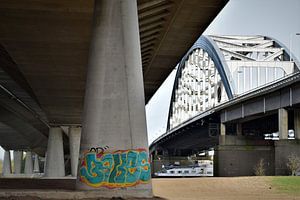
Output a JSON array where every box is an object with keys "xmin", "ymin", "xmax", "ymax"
[
  {"xmin": 77, "ymin": 0, "xmax": 152, "ymax": 196},
  {"xmin": 13, "ymin": 151, "xmax": 23, "ymax": 174},
  {"xmin": 2, "ymin": 150, "xmax": 12, "ymax": 176},
  {"xmin": 69, "ymin": 126, "xmax": 81, "ymax": 177},
  {"xmin": 24, "ymin": 151, "xmax": 33, "ymax": 175},
  {"xmin": 44, "ymin": 127, "xmax": 65, "ymax": 177}
]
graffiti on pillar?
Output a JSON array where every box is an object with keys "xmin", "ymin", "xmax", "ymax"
[
  {"xmin": 79, "ymin": 148, "xmax": 151, "ymax": 188},
  {"xmin": 89, "ymin": 145, "xmax": 109, "ymax": 154}
]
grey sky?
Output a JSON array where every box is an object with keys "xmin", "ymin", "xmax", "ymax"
[{"xmin": 146, "ymin": 0, "xmax": 300, "ymax": 144}]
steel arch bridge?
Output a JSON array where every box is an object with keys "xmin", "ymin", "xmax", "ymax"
[{"xmin": 167, "ymin": 35, "xmax": 300, "ymax": 131}]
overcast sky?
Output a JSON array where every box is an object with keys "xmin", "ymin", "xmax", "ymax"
[
  {"xmin": 146, "ymin": 0, "xmax": 300, "ymax": 144},
  {"xmin": 1, "ymin": 0, "xmax": 300, "ymax": 159}
]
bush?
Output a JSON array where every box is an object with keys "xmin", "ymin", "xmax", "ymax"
[
  {"xmin": 254, "ymin": 158, "xmax": 265, "ymax": 176},
  {"xmin": 287, "ymin": 153, "xmax": 300, "ymax": 176}
]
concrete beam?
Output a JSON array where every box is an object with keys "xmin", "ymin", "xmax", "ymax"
[
  {"xmin": 2, "ymin": 151, "xmax": 12, "ymax": 176},
  {"xmin": 294, "ymin": 109, "xmax": 300, "ymax": 139},
  {"xmin": 138, "ymin": 0, "xmax": 166, "ymax": 11},
  {"xmin": 77, "ymin": 0, "xmax": 152, "ymax": 197},
  {"xmin": 140, "ymin": 21, "xmax": 165, "ymax": 32},
  {"xmin": 220, "ymin": 123, "xmax": 226, "ymax": 136},
  {"xmin": 69, "ymin": 126, "xmax": 81, "ymax": 177},
  {"xmin": 33, "ymin": 154, "xmax": 40, "ymax": 173},
  {"xmin": 236, "ymin": 123, "xmax": 242, "ymax": 136},
  {"xmin": 278, "ymin": 108, "xmax": 288, "ymax": 139},
  {"xmin": 138, "ymin": 3, "xmax": 173, "ymax": 19},
  {"xmin": 24, "ymin": 151, "xmax": 33, "ymax": 175},
  {"xmin": 44, "ymin": 127, "xmax": 65, "ymax": 177},
  {"xmin": 13, "ymin": 151, "xmax": 23, "ymax": 174},
  {"xmin": 139, "ymin": 12, "xmax": 170, "ymax": 26}
]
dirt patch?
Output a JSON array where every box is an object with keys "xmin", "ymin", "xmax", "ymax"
[{"xmin": 152, "ymin": 177, "xmax": 300, "ymax": 200}]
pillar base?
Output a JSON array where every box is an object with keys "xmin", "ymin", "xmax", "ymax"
[
  {"xmin": 2, "ymin": 151, "xmax": 12, "ymax": 176},
  {"xmin": 13, "ymin": 151, "xmax": 23, "ymax": 174},
  {"xmin": 44, "ymin": 127, "xmax": 65, "ymax": 177},
  {"xmin": 76, "ymin": 0, "xmax": 152, "ymax": 197},
  {"xmin": 214, "ymin": 136, "xmax": 275, "ymax": 176},
  {"xmin": 275, "ymin": 139, "xmax": 300, "ymax": 175}
]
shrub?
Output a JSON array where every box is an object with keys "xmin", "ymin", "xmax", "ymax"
[
  {"xmin": 287, "ymin": 153, "xmax": 300, "ymax": 176},
  {"xmin": 254, "ymin": 158, "xmax": 265, "ymax": 176}
]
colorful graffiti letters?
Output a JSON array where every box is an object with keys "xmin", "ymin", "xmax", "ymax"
[{"xmin": 79, "ymin": 149, "xmax": 151, "ymax": 188}]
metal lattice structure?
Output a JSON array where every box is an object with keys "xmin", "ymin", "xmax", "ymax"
[{"xmin": 168, "ymin": 35, "xmax": 299, "ymax": 130}]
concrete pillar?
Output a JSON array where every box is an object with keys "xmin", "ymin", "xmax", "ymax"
[
  {"xmin": 13, "ymin": 151, "xmax": 23, "ymax": 174},
  {"xmin": 76, "ymin": 0, "xmax": 152, "ymax": 197},
  {"xmin": 275, "ymin": 140, "xmax": 300, "ymax": 175},
  {"xmin": 33, "ymin": 154, "xmax": 40, "ymax": 173},
  {"xmin": 294, "ymin": 109, "xmax": 300, "ymax": 139},
  {"xmin": 43, "ymin": 152, "xmax": 47, "ymax": 173},
  {"xmin": 220, "ymin": 123, "xmax": 226, "ymax": 136},
  {"xmin": 45, "ymin": 127, "xmax": 65, "ymax": 177},
  {"xmin": 69, "ymin": 126, "xmax": 81, "ymax": 177},
  {"xmin": 24, "ymin": 151, "xmax": 33, "ymax": 175},
  {"xmin": 278, "ymin": 108, "xmax": 288, "ymax": 139},
  {"xmin": 236, "ymin": 123, "xmax": 242, "ymax": 136},
  {"xmin": 2, "ymin": 150, "xmax": 12, "ymax": 176},
  {"xmin": 219, "ymin": 123, "xmax": 226, "ymax": 145}
]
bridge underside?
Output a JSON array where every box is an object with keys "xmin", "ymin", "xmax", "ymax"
[{"xmin": 0, "ymin": 0, "xmax": 227, "ymax": 153}]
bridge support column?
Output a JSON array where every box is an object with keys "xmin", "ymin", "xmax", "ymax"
[
  {"xmin": 236, "ymin": 123, "xmax": 242, "ymax": 136},
  {"xmin": 24, "ymin": 151, "xmax": 33, "ymax": 175},
  {"xmin": 214, "ymin": 136, "xmax": 275, "ymax": 176},
  {"xmin": 278, "ymin": 108, "xmax": 288, "ymax": 139},
  {"xmin": 2, "ymin": 150, "xmax": 12, "ymax": 176},
  {"xmin": 219, "ymin": 123, "xmax": 226, "ymax": 145},
  {"xmin": 33, "ymin": 154, "xmax": 40, "ymax": 173},
  {"xmin": 45, "ymin": 127, "xmax": 65, "ymax": 177},
  {"xmin": 275, "ymin": 140, "xmax": 300, "ymax": 175},
  {"xmin": 76, "ymin": 0, "xmax": 152, "ymax": 198},
  {"xmin": 69, "ymin": 126, "xmax": 81, "ymax": 177},
  {"xmin": 13, "ymin": 151, "xmax": 23, "ymax": 174},
  {"xmin": 294, "ymin": 109, "xmax": 300, "ymax": 139}
]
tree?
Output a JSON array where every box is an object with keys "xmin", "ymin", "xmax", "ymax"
[
  {"xmin": 254, "ymin": 158, "xmax": 265, "ymax": 176},
  {"xmin": 287, "ymin": 153, "xmax": 300, "ymax": 176}
]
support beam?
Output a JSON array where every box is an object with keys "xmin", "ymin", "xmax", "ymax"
[
  {"xmin": 220, "ymin": 123, "xmax": 226, "ymax": 136},
  {"xmin": 69, "ymin": 126, "xmax": 81, "ymax": 177},
  {"xmin": 220, "ymin": 123, "xmax": 226, "ymax": 145},
  {"xmin": 2, "ymin": 150, "xmax": 12, "ymax": 176},
  {"xmin": 278, "ymin": 108, "xmax": 288, "ymax": 139},
  {"xmin": 33, "ymin": 154, "xmax": 40, "ymax": 173},
  {"xmin": 236, "ymin": 123, "xmax": 242, "ymax": 136},
  {"xmin": 77, "ymin": 0, "xmax": 152, "ymax": 197},
  {"xmin": 44, "ymin": 127, "xmax": 65, "ymax": 177},
  {"xmin": 294, "ymin": 109, "xmax": 300, "ymax": 139},
  {"xmin": 13, "ymin": 151, "xmax": 23, "ymax": 174},
  {"xmin": 24, "ymin": 151, "xmax": 33, "ymax": 175}
]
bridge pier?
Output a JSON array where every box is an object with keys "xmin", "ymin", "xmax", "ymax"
[
  {"xmin": 24, "ymin": 151, "xmax": 33, "ymax": 175},
  {"xmin": 33, "ymin": 154, "xmax": 40, "ymax": 173},
  {"xmin": 274, "ymin": 139, "xmax": 300, "ymax": 175},
  {"xmin": 214, "ymin": 135, "xmax": 275, "ymax": 176},
  {"xmin": 275, "ymin": 108, "xmax": 300, "ymax": 175},
  {"xmin": 76, "ymin": 0, "xmax": 152, "ymax": 198},
  {"xmin": 294, "ymin": 109, "xmax": 300, "ymax": 139},
  {"xmin": 2, "ymin": 150, "xmax": 12, "ymax": 176},
  {"xmin": 44, "ymin": 127, "xmax": 65, "ymax": 177},
  {"xmin": 13, "ymin": 151, "xmax": 23, "ymax": 174},
  {"xmin": 69, "ymin": 126, "xmax": 81, "ymax": 177}
]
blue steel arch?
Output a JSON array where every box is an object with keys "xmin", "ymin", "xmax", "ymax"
[{"xmin": 166, "ymin": 35, "xmax": 235, "ymax": 131}]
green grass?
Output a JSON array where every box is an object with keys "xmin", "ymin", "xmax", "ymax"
[{"xmin": 271, "ymin": 176, "xmax": 300, "ymax": 195}]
